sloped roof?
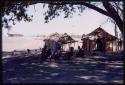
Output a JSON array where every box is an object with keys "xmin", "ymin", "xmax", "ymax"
[
  {"xmin": 59, "ymin": 33, "xmax": 77, "ymax": 44},
  {"xmin": 49, "ymin": 32, "xmax": 61, "ymax": 41},
  {"xmin": 44, "ymin": 33, "xmax": 77, "ymax": 44},
  {"xmin": 43, "ymin": 32, "xmax": 61, "ymax": 41},
  {"xmin": 82, "ymin": 27, "xmax": 118, "ymax": 41}
]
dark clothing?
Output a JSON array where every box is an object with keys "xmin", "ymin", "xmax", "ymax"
[
  {"xmin": 57, "ymin": 42, "xmax": 61, "ymax": 50},
  {"xmin": 27, "ymin": 49, "xmax": 30, "ymax": 54},
  {"xmin": 102, "ymin": 37, "xmax": 106, "ymax": 52},
  {"xmin": 46, "ymin": 49, "xmax": 52, "ymax": 59},
  {"xmin": 41, "ymin": 48, "xmax": 47, "ymax": 61},
  {"xmin": 77, "ymin": 49, "xmax": 84, "ymax": 57},
  {"xmin": 96, "ymin": 38, "xmax": 103, "ymax": 51},
  {"xmin": 118, "ymin": 39, "xmax": 122, "ymax": 50},
  {"xmin": 96, "ymin": 37, "xmax": 106, "ymax": 52},
  {"xmin": 40, "ymin": 45, "xmax": 49, "ymax": 61},
  {"xmin": 65, "ymin": 47, "xmax": 74, "ymax": 60}
]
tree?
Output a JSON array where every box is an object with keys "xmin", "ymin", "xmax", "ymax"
[{"xmin": 1, "ymin": 0, "xmax": 124, "ymax": 36}]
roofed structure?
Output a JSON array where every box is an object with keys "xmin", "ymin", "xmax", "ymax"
[
  {"xmin": 43, "ymin": 32, "xmax": 77, "ymax": 51},
  {"xmin": 82, "ymin": 27, "xmax": 118, "ymax": 41},
  {"xmin": 59, "ymin": 33, "xmax": 77, "ymax": 44}
]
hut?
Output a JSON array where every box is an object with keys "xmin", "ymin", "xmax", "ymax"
[
  {"xmin": 59, "ymin": 33, "xmax": 78, "ymax": 51},
  {"xmin": 43, "ymin": 32, "xmax": 77, "ymax": 51},
  {"xmin": 81, "ymin": 27, "xmax": 118, "ymax": 52},
  {"xmin": 43, "ymin": 32, "xmax": 61, "ymax": 50}
]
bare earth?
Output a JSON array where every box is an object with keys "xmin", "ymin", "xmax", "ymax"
[{"xmin": 2, "ymin": 52, "xmax": 123, "ymax": 84}]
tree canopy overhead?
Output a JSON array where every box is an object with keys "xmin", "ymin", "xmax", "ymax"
[{"xmin": 1, "ymin": 0, "xmax": 124, "ymax": 35}]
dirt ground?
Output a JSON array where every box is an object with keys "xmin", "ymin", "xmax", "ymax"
[{"xmin": 2, "ymin": 53, "xmax": 123, "ymax": 84}]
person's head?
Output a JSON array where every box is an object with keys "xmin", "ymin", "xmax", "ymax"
[
  {"xmin": 102, "ymin": 36, "xmax": 105, "ymax": 39},
  {"xmin": 78, "ymin": 46, "xmax": 80, "ymax": 49},
  {"xmin": 70, "ymin": 47, "xmax": 74, "ymax": 51},
  {"xmin": 27, "ymin": 49, "xmax": 30, "ymax": 53},
  {"xmin": 48, "ymin": 49, "xmax": 51, "ymax": 52},
  {"xmin": 44, "ymin": 45, "xmax": 47, "ymax": 49},
  {"xmin": 42, "ymin": 48, "xmax": 44, "ymax": 51}
]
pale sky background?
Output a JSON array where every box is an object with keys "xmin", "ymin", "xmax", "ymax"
[{"xmin": 2, "ymin": 3, "xmax": 121, "ymax": 37}]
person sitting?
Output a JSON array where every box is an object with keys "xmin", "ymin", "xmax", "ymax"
[
  {"xmin": 77, "ymin": 46, "xmax": 84, "ymax": 57},
  {"xmin": 65, "ymin": 47, "xmax": 74, "ymax": 60},
  {"xmin": 40, "ymin": 45, "xmax": 47, "ymax": 62},
  {"xmin": 11, "ymin": 50, "xmax": 16, "ymax": 55},
  {"xmin": 47, "ymin": 49, "xmax": 52, "ymax": 61},
  {"xmin": 27, "ymin": 49, "xmax": 30, "ymax": 54}
]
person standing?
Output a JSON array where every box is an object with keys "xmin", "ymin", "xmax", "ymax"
[
  {"xmin": 77, "ymin": 46, "xmax": 84, "ymax": 57},
  {"xmin": 96, "ymin": 36, "xmax": 102, "ymax": 51},
  {"xmin": 50, "ymin": 40, "xmax": 58, "ymax": 60},
  {"xmin": 102, "ymin": 37, "xmax": 106, "ymax": 53},
  {"xmin": 118, "ymin": 39, "xmax": 122, "ymax": 51}
]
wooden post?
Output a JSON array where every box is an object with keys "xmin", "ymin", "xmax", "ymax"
[
  {"xmin": 68, "ymin": 43, "xmax": 70, "ymax": 50},
  {"xmin": 62, "ymin": 44, "xmax": 63, "ymax": 51},
  {"xmin": 74, "ymin": 42, "xmax": 75, "ymax": 48},
  {"xmin": 116, "ymin": 40, "xmax": 118, "ymax": 52},
  {"xmin": 112, "ymin": 41, "xmax": 113, "ymax": 52}
]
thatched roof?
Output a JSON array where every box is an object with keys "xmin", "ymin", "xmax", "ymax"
[
  {"xmin": 49, "ymin": 32, "xmax": 61, "ymax": 41},
  {"xmin": 82, "ymin": 27, "xmax": 118, "ymax": 41},
  {"xmin": 43, "ymin": 32, "xmax": 61, "ymax": 42},
  {"xmin": 44, "ymin": 33, "xmax": 77, "ymax": 44},
  {"xmin": 59, "ymin": 33, "xmax": 77, "ymax": 44}
]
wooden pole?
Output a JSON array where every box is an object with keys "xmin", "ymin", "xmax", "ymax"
[
  {"xmin": 112, "ymin": 41, "xmax": 113, "ymax": 52},
  {"xmin": 74, "ymin": 42, "xmax": 75, "ymax": 48}
]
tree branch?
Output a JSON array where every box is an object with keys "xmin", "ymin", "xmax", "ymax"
[
  {"xmin": 114, "ymin": 2, "xmax": 123, "ymax": 13},
  {"xmin": 103, "ymin": 2, "xmax": 123, "ymax": 35},
  {"xmin": 79, "ymin": 2, "xmax": 110, "ymax": 17},
  {"xmin": 6, "ymin": 1, "xmax": 110, "ymax": 17},
  {"xmin": 45, "ymin": 1, "xmax": 111, "ymax": 17}
]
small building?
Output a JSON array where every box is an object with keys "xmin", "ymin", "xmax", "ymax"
[
  {"xmin": 59, "ymin": 33, "xmax": 78, "ymax": 51},
  {"xmin": 43, "ymin": 32, "xmax": 61, "ymax": 50},
  {"xmin": 43, "ymin": 32, "xmax": 78, "ymax": 51},
  {"xmin": 81, "ymin": 27, "xmax": 119, "ymax": 52}
]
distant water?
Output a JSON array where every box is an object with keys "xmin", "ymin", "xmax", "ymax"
[
  {"xmin": 2, "ymin": 36, "xmax": 82, "ymax": 52},
  {"xmin": 2, "ymin": 36, "xmax": 45, "ymax": 52}
]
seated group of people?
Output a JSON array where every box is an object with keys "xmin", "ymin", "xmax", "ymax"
[
  {"xmin": 76, "ymin": 46, "xmax": 84, "ymax": 57},
  {"xmin": 40, "ymin": 45, "xmax": 85, "ymax": 62},
  {"xmin": 64, "ymin": 46, "xmax": 84, "ymax": 60},
  {"xmin": 40, "ymin": 45, "xmax": 61, "ymax": 62}
]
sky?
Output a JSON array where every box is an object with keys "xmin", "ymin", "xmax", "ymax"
[{"xmin": 2, "ymin": 3, "xmax": 121, "ymax": 37}]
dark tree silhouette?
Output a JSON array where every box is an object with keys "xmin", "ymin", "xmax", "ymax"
[{"xmin": 1, "ymin": 1, "xmax": 123, "ymax": 35}]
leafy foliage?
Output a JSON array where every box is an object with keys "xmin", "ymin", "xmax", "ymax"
[
  {"xmin": 1, "ymin": 1, "xmax": 123, "ymax": 35},
  {"xmin": 43, "ymin": 4, "xmax": 86, "ymax": 23},
  {"xmin": 2, "ymin": 1, "xmax": 33, "ymax": 29}
]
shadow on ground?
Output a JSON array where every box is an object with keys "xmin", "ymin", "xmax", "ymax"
[{"xmin": 2, "ymin": 54, "xmax": 123, "ymax": 84}]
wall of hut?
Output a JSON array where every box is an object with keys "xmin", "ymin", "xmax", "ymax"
[
  {"xmin": 105, "ymin": 40, "xmax": 117, "ymax": 52},
  {"xmin": 62, "ymin": 42, "xmax": 82, "ymax": 51},
  {"xmin": 82, "ymin": 39, "xmax": 118, "ymax": 52}
]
